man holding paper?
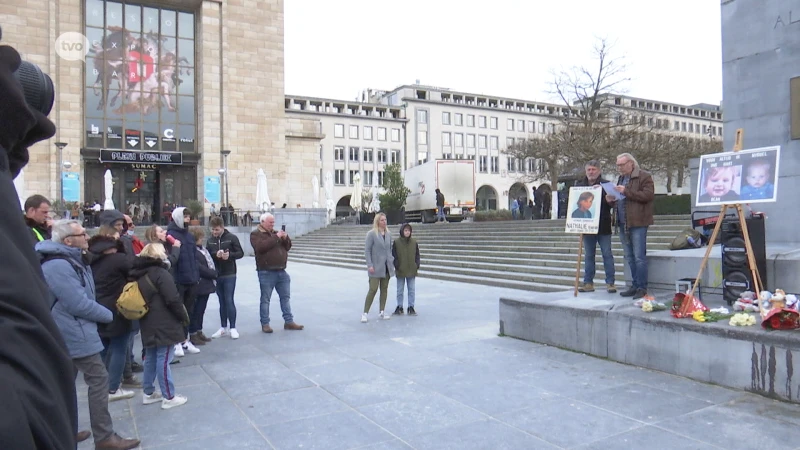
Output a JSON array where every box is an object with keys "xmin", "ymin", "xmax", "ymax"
[
  {"xmin": 577, "ymin": 160, "xmax": 616, "ymax": 293},
  {"xmin": 605, "ymin": 153, "xmax": 655, "ymax": 299}
]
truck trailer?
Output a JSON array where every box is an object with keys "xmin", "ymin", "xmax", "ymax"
[{"xmin": 403, "ymin": 159, "xmax": 476, "ymax": 223}]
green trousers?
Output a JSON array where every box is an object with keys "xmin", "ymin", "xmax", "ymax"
[{"xmin": 364, "ymin": 275, "xmax": 390, "ymax": 313}]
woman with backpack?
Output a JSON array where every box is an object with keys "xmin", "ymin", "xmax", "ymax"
[
  {"xmin": 129, "ymin": 243, "xmax": 190, "ymax": 409},
  {"xmin": 88, "ymin": 232, "xmax": 136, "ymax": 402}
]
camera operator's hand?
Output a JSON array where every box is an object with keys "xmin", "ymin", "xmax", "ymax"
[{"xmin": 0, "ymin": 44, "xmax": 55, "ymax": 176}]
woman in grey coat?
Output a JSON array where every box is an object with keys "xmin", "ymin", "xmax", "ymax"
[{"xmin": 362, "ymin": 213, "xmax": 395, "ymax": 322}]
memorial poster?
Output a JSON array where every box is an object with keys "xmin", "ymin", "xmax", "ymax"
[
  {"xmin": 695, "ymin": 146, "xmax": 780, "ymax": 207},
  {"xmin": 564, "ymin": 186, "xmax": 602, "ymax": 234}
]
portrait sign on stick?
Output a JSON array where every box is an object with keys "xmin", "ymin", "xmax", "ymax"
[{"xmin": 564, "ymin": 186, "xmax": 602, "ymax": 234}]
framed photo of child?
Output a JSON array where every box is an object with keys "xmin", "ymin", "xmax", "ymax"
[
  {"xmin": 565, "ymin": 186, "xmax": 602, "ymax": 234},
  {"xmin": 695, "ymin": 145, "xmax": 780, "ymax": 207}
]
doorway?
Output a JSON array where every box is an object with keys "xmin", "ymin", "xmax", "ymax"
[{"xmin": 123, "ymin": 169, "xmax": 160, "ymax": 225}]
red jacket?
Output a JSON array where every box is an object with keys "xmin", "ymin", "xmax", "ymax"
[{"xmin": 131, "ymin": 235, "xmax": 144, "ymax": 255}]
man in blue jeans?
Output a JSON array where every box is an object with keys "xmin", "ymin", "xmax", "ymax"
[
  {"xmin": 606, "ymin": 153, "xmax": 655, "ymax": 299},
  {"xmin": 250, "ymin": 213, "xmax": 304, "ymax": 333},
  {"xmin": 577, "ymin": 160, "xmax": 616, "ymax": 294},
  {"xmin": 207, "ymin": 216, "xmax": 244, "ymax": 340}
]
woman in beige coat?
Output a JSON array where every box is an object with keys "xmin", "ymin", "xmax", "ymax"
[{"xmin": 362, "ymin": 213, "xmax": 395, "ymax": 322}]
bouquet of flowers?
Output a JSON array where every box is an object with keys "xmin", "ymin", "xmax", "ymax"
[
  {"xmin": 692, "ymin": 310, "xmax": 734, "ymax": 323},
  {"xmin": 641, "ymin": 300, "xmax": 667, "ymax": 313},
  {"xmin": 730, "ymin": 313, "xmax": 757, "ymax": 326},
  {"xmin": 671, "ymin": 293, "xmax": 709, "ymax": 318},
  {"xmin": 761, "ymin": 308, "xmax": 800, "ymax": 330}
]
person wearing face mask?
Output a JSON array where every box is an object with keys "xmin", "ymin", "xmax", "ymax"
[{"xmin": 124, "ymin": 215, "xmax": 144, "ymax": 255}]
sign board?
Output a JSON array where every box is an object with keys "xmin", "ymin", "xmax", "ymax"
[
  {"xmin": 62, "ymin": 172, "xmax": 80, "ymax": 202},
  {"xmin": 564, "ymin": 186, "xmax": 602, "ymax": 234},
  {"xmin": 204, "ymin": 176, "xmax": 221, "ymax": 204},
  {"xmin": 695, "ymin": 146, "xmax": 780, "ymax": 207},
  {"xmin": 99, "ymin": 149, "xmax": 183, "ymax": 165}
]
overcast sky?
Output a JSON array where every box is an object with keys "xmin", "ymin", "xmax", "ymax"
[{"xmin": 285, "ymin": 0, "xmax": 722, "ymax": 107}]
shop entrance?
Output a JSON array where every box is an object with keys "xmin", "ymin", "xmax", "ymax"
[{"xmin": 123, "ymin": 168, "xmax": 160, "ymax": 225}]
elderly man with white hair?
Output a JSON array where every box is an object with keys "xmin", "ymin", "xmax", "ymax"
[
  {"xmin": 250, "ymin": 213, "xmax": 304, "ymax": 333},
  {"xmin": 36, "ymin": 220, "xmax": 140, "ymax": 450}
]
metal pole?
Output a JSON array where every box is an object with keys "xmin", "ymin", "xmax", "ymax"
[{"xmin": 55, "ymin": 142, "xmax": 67, "ymax": 204}]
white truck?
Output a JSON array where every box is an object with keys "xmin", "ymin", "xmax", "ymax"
[{"xmin": 403, "ymin": 159, "xmax": 476, "ymax": 223}]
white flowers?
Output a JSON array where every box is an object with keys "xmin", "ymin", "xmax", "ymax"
[{"xmin": 729, "ymin": 313, "xmax": 757, "ymax": 326}]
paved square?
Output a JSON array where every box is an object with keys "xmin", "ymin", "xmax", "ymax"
[{"xmin": 76, "ymin": 260, "xmax": 800, "ymax": 449}]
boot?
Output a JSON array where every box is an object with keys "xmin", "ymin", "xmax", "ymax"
[{"xmin": 94, "ymin": 433, "xmax": 140, "ymax": 450}]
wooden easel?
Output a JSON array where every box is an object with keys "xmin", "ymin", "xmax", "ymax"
[
  {"xmin": 574, "ymin": 234, "xmax": 584, "ymax": 297},
  {"xmin": 687, "ymin": 129, "xmax": 765, "ymax": 315}
]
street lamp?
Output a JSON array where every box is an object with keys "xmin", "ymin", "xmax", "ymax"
[
  {"xmin": 55, "ymin": 142, "xmax": 67, "ymax": 202},
  {"xmin": 221, "ymin": 150, "xmax": 231, "ymax": 207}
]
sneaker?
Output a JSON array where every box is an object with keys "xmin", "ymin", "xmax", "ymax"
[
  {"xmin": 578, "ymin": 283, "xmax": 595, "ymax": 293},
  {"xmin": 197, "ymin": 331, "xmax": 212, "ymax": 342},
  {"xmin": 142, "ymin": 391, "xmax": 163, "ymax": 405},
  {"xmin": 379, "ymin": 311, "xmax": 391, "ymax": 320},
  {"xmin": 174, "ymin": 343, "xmax": 184, "ymax": 357},
  {"xmin": 633, "ymin": 288, "xmax": 648, "ymax": 299},
  {"xmin": 619, "ymin": 287, "xmax": 638, "ymax": 297},
  {"xmin": 189, "ymin": 333, "xmax": 206, "ymax": 346},
  {"xmin": 607, "ymin": 284, "xmax": 617, "ymax": 293},
  {"xmin": 108, "ymin": 388, "xmax": 135, "ymax": 402},
  {"xmin": 361, "ymin": 313, "xmax": 368, "ymax": 323},
  {"xmin": 130, "ymin": 361, "xmax": 144, "ymax": 373},
  {"xmin": 230, "ymin": 328, "xmax": 240, "ymax": 339},
  {"xmin": 211, "ymin": 327, "xmax": 228, "ymax": 339},
  {"xmin": 394, "ymin": 306, "xmax": 404, "ymax": 315},
  {"xmin": 408, "ymin": 306, "xmax": 417, "ymax": 316},
  {"xmin": 121, "ymin": 376, "xmax": 141, "ymax": 388},
  {"xmin": 161, "ymin": 394, "xmax": 188, "ymax": 410},
  {"xmin": 183, "ymin": 341, "xmax": 201, "ymax": 354}
]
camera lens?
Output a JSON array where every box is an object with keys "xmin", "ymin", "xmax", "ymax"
[{"xmin": 13, "ymin": 61, "xmax": 55, "ymax": 116}]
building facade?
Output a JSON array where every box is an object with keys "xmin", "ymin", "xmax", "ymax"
[{"xmin": 6, "ymin": 0, "xmax": 321, "ymax": 218}]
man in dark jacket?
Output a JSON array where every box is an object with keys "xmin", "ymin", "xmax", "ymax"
[
  {"xmin": 576, "ymin": 160, "xmax": 616, "ymax": 294},
  {"xmin": 250, "ymin": 213, "xmax": 303, "ymax": 333},
  {"xmin": 0, "ymin": 35, "xmax": 82, "ymax": 449},
  {"xmin": 167, "ymin": 206, "xmax": 201, "ymax": 354},
  {"xmin": 207, "ymin": 216, "xmax": 244, "ymax": 339},
  {"xmin": 435, "ymin": 188, "xmax": 445, "ymax": 222},
  {"xmin": 98, "ymin": 209, "xmax": 135, "ymax": 260},
  {"xmin": 37, "ymin": 220, "xmax": 140, "ymax": 449},
  {"xmin": 606, "ymin": 153, "xmax": 655, "ymax": 299},
  {"xmin": 24, "ymin": 194, "xmax": 52, "ymax": 244}
]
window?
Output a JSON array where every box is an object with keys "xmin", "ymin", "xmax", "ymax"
[
  {"xmin": 506, "ymin": 137, "xmax": 515, "ymax": 149},
  {"xmin": 417, "ymin": 110, "xmax": 428, "ymax": 124},
  {"xmin": 349, "ymin": 125, "xmax": 359, "ymax": 139},
  {"xmin": 391, "ymin": 150, "xmax": 400, "ymax": 164},
  {"xmin": 490, "ymin": 117, "xmax": 498, "ymax": 129},
  {"xmin": 681, "ymin": 122, "xmax": 687, "ymax": 132},
  {"xmin": 442, "ymin": 132, "xmax": 452, "ymax": 147},
  {"xmin": 478, "ymin": 135, "xmax": 487, "ymax": 149},
  {"xmin": 527, "ymin": 121, "xmax": 535, "ymax": 133},
  {"xmin": 363, "ymin": 171, "xmax": 373, "ymax": 186},
  {"xmin": 363, "ymin": 126, "xmax": 373, "ymax": 140},
  {"xmin": 334, "ymin": 124, "xmax": 345, "ymax": 138},
  {"xmin": 417, "ymin": 151, "xmax": 428, "ymax": 165},
  {"xmin": 391, "ymin": 128, "xmax": 401, "ymax": 142},
  {"xmin": 647, "ymin": 118, "xmax": 654, "ymax": 127},
  {"xmin": 455, "ymin": 113, "xmax": 463, "ymax": 126},
  {"xmin": 363, "ymin": 148, "xmax": 374, "ymax": 162},
  {"xmin": 454, "ymin": 133, "xmax": 464, "ymax": 147},
  {"xmin": 84, "ymin": 3, "xmax": 196, "ymax": 152},
  {"xmin": 489, "ymin": 136, "xmax": 499, "ymax": 150},
  {"xmin": 674, "ymin": 121, "xmax": 680, "ymax": 131},
  {"xmin": 334, "ymin": 146, "xmax": 345, "ymax": 161},
  {"xmin": 466, "ymin": 134, "xmax": 476, "ymax": 148},
  {"xmin": 688, "ymin": 123, "xmax": 694, "ymax": 133},
  {"xmin": 377, "ymin": 127, "xmax": 387, "ymax": 141},
  {"xmin": 479, "ymin": 155, "xmax": 488, "ymax": 173},
  {"xmin": 490, "ymin": 156, "xmax": 499, "ymax": 173},
  {"xmin": 466, "ymin": 115, "xmax": 475, "ymax": 127},
  {"xmin": 377, "ymin": 149, "xmax": 387, "ymax": 163},
  {"xmin": 417, "ymin": 131, "xmax": 428, "ymax": 144},
  {"xmin": 349, "ymin": 170, "xmax": 358, "ymax": 185},
  {"xmin": 442, "ymin": 112, "xmax": 451, "ymax": 125},
  {"xmin": 527, "ymin": 159, "xmax": 535, "ymax": 173},
  {"xmin": 335, "ymin": 169, "xmax": 346, "ymax": 185},
  {"xmin": 377, "ymin": 171, "xmax": 384, "ymax": 186},
  {"xmin": 507, "ymin": 118, "xmax": 514, "ymax": 131},
  {"xmin": 507, "ymin": 157, "xmax": 516, "ymax": 172},
  {"xmin": 548, "ymin": 123, "xmax": 556, "ymax": 134},
  {"xmin": 479, "ymin": 116, "xmax": 487, "ymax": 128},
  {"xmin": 517, "ymin": 120, "xmax": 524, "ymax": 132},
  {"xmin": 349, "ymin": 147, "xmax": 359, "ymax": 161},
  {"xmin": 538, "ymin": 122, "xmax": 545, "ymax": 133}
]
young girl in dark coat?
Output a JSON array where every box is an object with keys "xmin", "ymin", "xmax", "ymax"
[
  {"xmin": 129, "ymin": 243, "xmax": 190, "ymax": 410},
  {"xmin": 188, "ymin": 226, "xmax": 218, "ymax": 346}
]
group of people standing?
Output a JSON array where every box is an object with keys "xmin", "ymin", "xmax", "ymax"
[{"xmin": 26, "ymin": 197, "xmax": 245, "ymax": 449}]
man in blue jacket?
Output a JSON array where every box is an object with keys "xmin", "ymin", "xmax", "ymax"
[
  {"xmin": 167, "ymin": 206, "xmax": 201, "ymax": 355},
  {"xmin": 37, "ymin": 220, "xmax": 140, "ymax": 450}
]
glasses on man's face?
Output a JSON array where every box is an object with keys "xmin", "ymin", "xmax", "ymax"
[
  {"xmin": 616, "ymin": 161, "xmax": 631, "ymax": 168},
  {"xmin": 67, "ymin": 232, "xmax": 88, "ymax": 238}
]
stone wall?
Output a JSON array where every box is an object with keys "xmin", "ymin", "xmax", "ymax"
[
  {"xmin": 284, "ymin": 117, "xmax": 324, "ymax": 208},
  {"xmin": 228, "ymin": 208, "xmax": 328, "ymax": 256}
]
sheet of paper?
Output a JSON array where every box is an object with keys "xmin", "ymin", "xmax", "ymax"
[{"xmin": 601, "ymin": 181, "xmax": 625, "ymax": 200}]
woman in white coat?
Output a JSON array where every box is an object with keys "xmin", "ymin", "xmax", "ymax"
[{"xmin": 362, "ymin": 213, "xmax": 395, "ymax": 322}]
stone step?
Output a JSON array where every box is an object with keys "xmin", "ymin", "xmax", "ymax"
[
  {"xmin": 292, "ymin": 239, "xmax": 671, "ymax": 252},
  {"xmin": 296, "ymin": 229, "xmax": 684, "ymax": 240},
  {"xmin": 290, "ymin": 247, "xmax": 627, "ymax": 264},
  {"xmin": 307, "ymin": 225, "xmax": 690, "ymax": 236}
]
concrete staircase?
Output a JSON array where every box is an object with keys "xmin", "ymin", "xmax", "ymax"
[{"xmin": 288, "ymin": 216, "xmax": 692, "ymax": 292}]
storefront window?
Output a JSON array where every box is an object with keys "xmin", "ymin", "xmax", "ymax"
[{"xmin": 84, "ymin": 1, "xmax": 196, "ymax": 152}]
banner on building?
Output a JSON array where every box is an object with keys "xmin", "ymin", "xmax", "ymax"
[
  {"xmin": 564, "ymin": 186, "xmax": 602, "ymax": 234},
  {"xmin": 695, "ymin": 146, "xmax": 780, "ymax": 207},
  {"xmin": 204, "ymin": 176, "xmax": 221, "ymax": 204},
  {"xmin": 62, "ymin": 172, "xmax": 80, "ymax": 202}
]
